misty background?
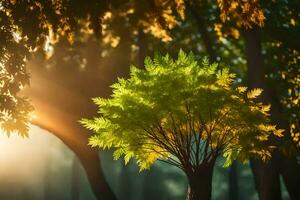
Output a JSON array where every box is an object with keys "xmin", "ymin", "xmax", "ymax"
[{"xmin": 0, "ymin": 126, "xmax": 290, "ymax": 200}]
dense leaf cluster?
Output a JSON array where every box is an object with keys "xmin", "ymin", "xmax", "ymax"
[
  {"xmin": 0, "ymin": 9, "xmax": 32, "ymax": 136},
  {"xmin": 82, "ymin": 51, "xmax": 282, "ymax": 170},
  {"xmin": 0, "ymin": 0, "xmax": 185, "ymax": 135}
]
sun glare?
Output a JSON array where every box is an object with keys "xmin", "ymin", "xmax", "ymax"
[
  {"xmin": 0, "ymin": 125, "xmax": 78, "ymax": 199},
  {"xmin": 0, "ymin": 125, "xmax": 73, "ymax": 185}
]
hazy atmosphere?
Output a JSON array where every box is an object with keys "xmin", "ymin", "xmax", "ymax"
[{"xmin": 0, "ymin": 1, "xmax": 299, "ymax": 200}]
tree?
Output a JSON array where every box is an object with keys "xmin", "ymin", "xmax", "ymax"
[
  {"xmin": 81, "ymin": 51, "xmax": 283, "ymax": 200},
  {"xmin": 0, "ymin": 1, "xmax": 184, "ymax": 199},
  {"xmin": 216, "ymin": 1, "xmax": 300, "ymax": 199},
  {"xmin": 0, "ymin": 0, "xmax": 185, "ymax": 136},
  {"xmin": 180, "ymin": 1, "xmax": 300, "ymax": 199},
  {"xmin": 2, "ymin": 0, "xmax": 298, "ymax": 199}
]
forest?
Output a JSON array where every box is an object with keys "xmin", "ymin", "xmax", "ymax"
[{"xmin": 0, "ymin": 0, "xmax": 299, "ymax": 200}]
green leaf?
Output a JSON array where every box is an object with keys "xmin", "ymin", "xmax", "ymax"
[{"xmin": 81, "ymin": 51, "xmax": 277, "ymax": 172}]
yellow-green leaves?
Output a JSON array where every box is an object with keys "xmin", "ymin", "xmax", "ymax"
[
  {"xmin": 175, "ymin": 0, "xmax": 185, "ymax": 19},
  {"xmin": 223, "ymin": 148, "xmax": 241, "ymax": 167},
  {"xmin": 247, "ymin": 88, "xmax": 263, "ymax": 99},
  {"xmin": 216, "ymin": 68, "xmax": 236, "ymax": 88},
  {"xmin": 291, "ymin": 124, "xmax": 300, "ymax": 147},
  {"xmin": 82, "ymin": 51, "xmax": 281, "ymax": 171},
  {"xmin": 274, "ymin": 129, "xmax": 285, "ymax": 137},
  {"xmin": 236, "ymin": 86, "xmax": 247, "ymax": 94},
  {"xmin": 257, "ymin": 124, "xmax": 285, "ymax": 138},
  {"xmin": 217, "ymin": 0, "xmax": 265, "ymax": 28},
  {"xmin": 260, "ymin": 104, "xmax": 271, "ymax": 115},
  {"xmin": 215, "ymin": 0, "xmax": 265, "ymax": 41}
]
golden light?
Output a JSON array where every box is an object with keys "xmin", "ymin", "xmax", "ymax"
[
  {"xmin": 44, "ymin": 38, "xmax": 54, "ymax": 59},
  {"xmin": 0, "ymin": 125, "xmax": 74, "ymax": 190},
  {"xmin": 12, "ymin": 31, "xmax": 22, "ymax": 43}
]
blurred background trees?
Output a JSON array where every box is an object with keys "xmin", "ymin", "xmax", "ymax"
[{"xmin": 0, "ymin": 0, "xmax": 299, "ymax": 200}]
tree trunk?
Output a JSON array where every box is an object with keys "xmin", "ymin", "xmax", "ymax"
[
  {"xmin": 279, "ymin": 156, "xmax": 300, "ymax": 200},
  {"xmin": 137, "ymin": 29, "xmax": 147, "ymax": 68},
  {"xmin": 244, "ymin": 27, "xmax": 300, "ymax": 200},
  {"xmin": 22, "ymin": 36, "xmax": 131, "ymax": 200},
  {"xmin": 185, "ymin": 1, "xmax": 217, "ymax": 62},
  {"xmin": 189, "ymin": 6, "xmax": 241, "ymax": 200},
  {"xmin": 244, "ymin": 27, "xmax": 282, "ymax": 200},
  {"xmin": 186, "ymin": 161, "xmax": 215, "ymax": 200},
  {"xmin": 250, "ymin": 157, "xmax": 282, "ymax": 200}
]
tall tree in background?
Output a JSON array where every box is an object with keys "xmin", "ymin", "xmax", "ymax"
[
  {"xmin": 1, "ymin": 0, "xmax": 299, "ymax": 199},
  {"xmin": 0, "ymin": 1, "xmax": 185, "ymax": 199},
  {"xmin": 157, "ymin": 1, "xmax": 300, "ymax": 199},
  {"xmin": 215, "ymin": 1, "xmax": 300, "ymax": 199}
]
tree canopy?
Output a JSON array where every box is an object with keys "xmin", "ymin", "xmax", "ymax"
[
  {"xmin": 0, "ymin": 9, "xmax": 33, "ymax": 136},
  {"xmin": 0, "ymin": 1, "xmax": 299, "ymax": 199},
  {"xmin": 0, "ymin": 0, "xmax": 186, "ymax": 136},
  {"xmin": 81, "ymin": 51, "xmax": 283, "ymax": 171}
]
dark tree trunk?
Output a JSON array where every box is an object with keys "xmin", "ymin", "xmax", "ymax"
[
  {"xmin": 244, "ymin": 27, "xmax": 300, "ymax": 200},
  {"xmin": 244, "ymin": 29, "xmax": 265, "ymax": 91},
  {"xmin": 244, "ymin": 27, "xmax": 282, "ymax": 200},
  {"xmin": 137, "ymin": 29, "xmax": 147, "ymax": 68},
  {"xmin": 189, "ymin": 6, "xmax": 241, "ymax": 200},
  {"xmin": 279, "ymin": 156, "xmax": 300, "ymax": 200},
  {"xmin": 250, "ymin": 157, "xmax": 282, "ymax": 200},
  {"xmin": 186, "ymin": 161, "xmax": 215, "ymax": 200},
  {"xmin": 228, "ymin": 162, "xmax": 238, "ymax": 200},
  {"xmin": 185, "ymin": 1, "xmax": 217, "ymax": 62}
]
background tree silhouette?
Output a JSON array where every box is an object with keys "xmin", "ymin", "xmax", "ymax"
[{"xmin": 0, "ymin": 0, "xmax": 299, "ymax": 199}]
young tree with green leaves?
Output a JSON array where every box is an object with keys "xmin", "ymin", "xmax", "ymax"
[{"xmin": 81, "ymin": 51, "xmax": 283, "ymax": 200}]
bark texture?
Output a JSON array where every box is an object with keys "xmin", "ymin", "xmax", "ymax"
[{"xmin": 186, "ymin": 161, "xmax": 215, "ymax": 200}]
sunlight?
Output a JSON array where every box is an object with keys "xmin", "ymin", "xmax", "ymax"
[
  {"xmin": 0, "ymin": 1, "xmax": 298, "ymax": 199},
  {"xmin": 12, "ymin": 31, "xmax": 22, "ymax": 43},
  {"xmin": 0, "ymin": 126, "xmax": 39, "ymax": 161},
  {"xmin": 0, "ymin": 125, "xmax": 73, "ymax": 185},
  {"xmin": 0, "ymin": 125, "xmax": 93, "ymax": 199}
]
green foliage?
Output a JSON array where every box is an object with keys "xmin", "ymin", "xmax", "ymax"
[
  {"xmin": 0, "ymin": 9, "xmax": 33, "ymax": 136},
  {"xmin": 1, "ymin": 0, "xmax": 185, "ymax": 49},
  {"xmin": 81, "ymin": 51, "xmax": 282, "ymax": 171},
  {"xmin": 0, "ymin": 0, "xmax": 185, "ymax": 136}
]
